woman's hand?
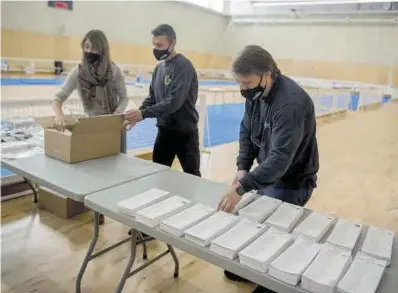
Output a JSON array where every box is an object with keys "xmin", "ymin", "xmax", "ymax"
[
  {"xmin": 53, "ymin": 114, "xmax": 66, "ymax": 132},
  {"xmin": 52, "ymin": 100, "xmax": 66, "ymax": 132}
]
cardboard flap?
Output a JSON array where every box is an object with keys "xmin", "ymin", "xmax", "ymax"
[
  {"xmin": 35, "ymin": 115, "xmax": 79, "ymax": 131},
  {"xmin": 72, "ymin": 114, "xmax": 124, "ymax": 134}
]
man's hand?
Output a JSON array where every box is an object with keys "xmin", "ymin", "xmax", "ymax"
[
  {"xmin": 218, "ymin": 185, "xmax": 242, "ymax": 213},
  {"xmin": 122, "ymin": 120, "xmax": 136, "ymax": 131},
  {"xmin": 123, "ymin": 109, "xmax": 143, "ymax": 130},
  {"xmin": 125, "ymin": 109, "xmax": 143, "ymax": 123},
  {"xmin": 232, "ymin": 170, "xmax": 247, "ymax": 185}
]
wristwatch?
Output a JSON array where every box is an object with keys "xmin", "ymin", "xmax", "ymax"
[{"xmin": 234, "ymin": 182, "xmax": 246, "ymax": 196}]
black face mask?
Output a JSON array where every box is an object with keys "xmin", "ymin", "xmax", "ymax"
[
  {"xmin": 153, "ymin": 49, "xmax": 170, "ymax": 61},
  {"xmin": 153, "ymin": 42, "xmax": 172, "ymax": 61},
  {"xmin": 84, "ymin": 52, "xmax": 100, "ymax": 64},
  {"xmin": 240, "ymin": 76, "xmax": 266, "ymax": 101}
]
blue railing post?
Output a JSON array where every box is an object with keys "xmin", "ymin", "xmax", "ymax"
[
  {"xmin": 349, "ymin": 91, "xmax": 360, "ymax": 111},
  {"xmin": 382, "ymin": 93, "xmax": 392, "ymax": 104}
]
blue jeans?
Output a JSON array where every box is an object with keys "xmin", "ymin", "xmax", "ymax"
[{"xmin": 257, "ymin": 186, "xmax": 313, "ymax": 207}]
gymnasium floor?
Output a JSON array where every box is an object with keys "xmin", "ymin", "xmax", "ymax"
[{"xmin": 1, "ymin": 83, "xmax": 397, "ymax": 292}]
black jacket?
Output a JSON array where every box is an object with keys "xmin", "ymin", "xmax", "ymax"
[
  {"xmin": 140, "ymin": 54, "xmax": 199, "ymax": 132},
  {"xmin": 238, "ymin": 74, "xmax": 319, "ymax": 191}
]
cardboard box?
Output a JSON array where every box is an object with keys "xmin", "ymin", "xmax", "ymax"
[
  {"xmin": 35, "ymin": 114, "xmax": 124, "ymax": 163},
  {"xmin": 38, "ymin": 187, "xmax": 87, "ymax": 219}
]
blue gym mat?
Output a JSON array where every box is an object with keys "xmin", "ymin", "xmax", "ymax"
[
  {"xmin": 1, "ymin": 168, "xmax": 15, "ymax": 177},
  {"xmin": 126, "ymin": 103, "xmax": 245, "ymax": 150}
]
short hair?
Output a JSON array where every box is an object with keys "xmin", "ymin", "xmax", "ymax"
[
  {"xmin": 151, "ymin": 24, "xmax": 177, "ymax": 43},
  {"xmin": 232, "ymin": 45, "xmax": 278, "ymax": 78}
]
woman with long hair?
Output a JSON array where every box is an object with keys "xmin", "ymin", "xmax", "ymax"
[{"xmin": 52, "ymin": 29, "xmax": 129, "ymax": 152}]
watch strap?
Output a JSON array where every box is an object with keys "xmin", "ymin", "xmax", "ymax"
[{"xmin": 234, "ymin": 182, "xmax": 245, "ymax": 196}]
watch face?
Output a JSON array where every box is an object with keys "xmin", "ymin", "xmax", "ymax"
[{"xmin": 235, "ymin": 184, "xmax": 245, "ymax": 196}]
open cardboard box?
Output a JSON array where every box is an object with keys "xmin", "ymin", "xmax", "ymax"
[{"xmin": 35, "ymin": 114, "xmax": 124, "ymax": 163}]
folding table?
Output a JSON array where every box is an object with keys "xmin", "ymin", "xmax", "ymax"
[{"xmin": 84, "ymin": 170, "xmax": 398, "ymax": 293}]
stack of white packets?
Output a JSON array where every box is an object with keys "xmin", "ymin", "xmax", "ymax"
[
  {"xmin": 238, "ymin": 227, "xmax": 294, "ymax": 273},
  {"xmin": 185, "ymin": 211, "xmax": 240, "ymax": 247},
  {"xmin": 210, "ymin": 218, "xmax": 268, "ymax": 259},
  {"xmin": 268, "ymin": 236, "xmax": 322, "ymax": 286},
  {"xmin": 160, "ymin": 203, "xmax": 215, "ymax": 237},
  {"xmin": 337, "ymin": 251, "xmax": 387, "ymax": 293},
  {"xmin": 231, "ymin": 192, "xmax": 260, "ymax": 214},
  {"xmin": 135, "ymin": 195, "xmax": 193, "ymax": 228},
  {"xmin": 360, "ymin": 226, "xmax": 394, "ymax": 266},
  {"xmin": 117, "ymin": 188, "xmax": 171, "ymax": 217},
  {"xmin": 265, "ymin": 202, "xmax": 304, "ymax": 232},
  {"xmin": 326, "ymin": 219, "xmax": 362, "ymax": 253},
  {"xmin": 301, "ymin": 244, "xmax": 352, "ymax": 293},
  {"xmin": 293, "ymin": 212, "xmax": 336, "ymax": 242},
  {"xmin": 239, "ymin": 196, "xmax": 282, "ymax": 223}
]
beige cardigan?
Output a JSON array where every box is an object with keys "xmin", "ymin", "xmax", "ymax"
[{"xmin": 54, "ymin": 64, "xmax": 129, "ymax": 116}]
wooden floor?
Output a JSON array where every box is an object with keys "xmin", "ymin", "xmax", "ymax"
[{"xmin": 1, "ymin": 103, "xmax": 398, "ymax": 293}]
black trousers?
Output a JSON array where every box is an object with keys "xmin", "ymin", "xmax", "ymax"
[{"xmin": 153, "ymin": 127, "xmax": 201, "ymax": 177}]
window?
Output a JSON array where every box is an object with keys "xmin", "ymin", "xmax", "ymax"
[{"xmin": 182, "ymin": 0, "xmax": 225, "ymax": 13}]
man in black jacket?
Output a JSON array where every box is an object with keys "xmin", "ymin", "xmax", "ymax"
[
  {"xmin": 218, "ymin": 45, "xmax": 319, "ymax": 293},
  {"xmin": 124, "ymin": 24, "xmax": 201, "ymax": 176}
]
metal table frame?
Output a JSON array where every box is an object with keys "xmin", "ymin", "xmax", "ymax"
[
  {"xmin": 1, "ymin": 154, "xmax": 174, "ymax": 292},
  {"xmin": 23, "ymin": 177, "xmax": 38, "ymax": 203},
  {"xmin": 76, "ymin": 211, "xmax": 179, "ymax": 293}
]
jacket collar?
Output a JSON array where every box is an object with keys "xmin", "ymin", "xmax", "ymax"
[{"xmin": 262, "ymin": 70, "xmax": 282, "ymax": 104}]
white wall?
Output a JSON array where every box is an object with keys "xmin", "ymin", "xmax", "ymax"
[
  {"xmin": 218, "ymin": 23, "xmax": 398, "ymax": 66},
  {"xmin": 2, "ymin": 1, "xmax": 398, "ymax": 67},
  {"xmin": 1, "ymin": 0, "xmax": 230, "ymax": 54}
]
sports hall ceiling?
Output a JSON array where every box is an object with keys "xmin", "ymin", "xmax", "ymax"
[{"xmin": 229, "ymin": 1, "xmax": 398, "ymax": 24}]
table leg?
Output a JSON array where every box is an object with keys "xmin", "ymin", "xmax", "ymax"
[
  {"xmin": 113, "ymin": 234, "xmax": 180, "ymax": 292},
  {"xmin": 137, "ymin": 232, "xmax": 148, "ymax": 260},
  {"xmin": 75, "ymin": 211, "xmax": 100, "ymax": 293},
  {"xmin": 168, "ymin": 245, "xmax": 180, "ymax": 278},
  {"xmin": 24, "ymin": 178, "xmax": 38, "ymax": 203},
  {"xmin": 115, "ymin": 229, "xmax": 137, "ymax": 293}
]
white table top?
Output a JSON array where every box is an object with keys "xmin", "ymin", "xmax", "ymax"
[
  {"xmin": 1, "ymin": 154, "xmax": 169, "ymax": 202},
  {"xmin": 85, "ymin": 169, "xmax": 398, "ymax": 293},
  {"xmin": 85, "ymin": 169, "xmax": 228, "ymax": 209}
]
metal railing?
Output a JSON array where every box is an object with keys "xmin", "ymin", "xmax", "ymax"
[
  {"xmin": 1, "ymin": 86, "xmax": 388, "ymax": 120},
  {"xmin": 1, "ymin": 57, "xmax": 232, "ymax": 80}
]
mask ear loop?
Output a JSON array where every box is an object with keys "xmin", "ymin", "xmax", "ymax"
[
  {"xmin": 166, "ymin": 39, "xmax": 174, "ymax": 53},
  {"xmin": 257, "ymin": 74, "xmax": 263, "ymax": 88},
  {"xmin": 253, "ymin": 74, "xmax": 265, "ymax": 101},
  {"xmin": 158, "ymin": 40, "xmax": 173, "ymax": 61}
]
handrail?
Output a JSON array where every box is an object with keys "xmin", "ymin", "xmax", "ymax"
[{"xmin": 1, "ymin": 57, "xmax": 231, "ymax": 78}]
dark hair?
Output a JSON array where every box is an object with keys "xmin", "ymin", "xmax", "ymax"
[
  {"xmin": 81, "ymin": 30, "xmax": 111, "ymax": 60},
  {"xmin": 81, "ymin": 29, "xmax": 111, "ymax": 75},
  {"xmin": 232, "ymin": 45, "xmax": 278, "ymax": 78},
  {"xmin": 151, "ymin": 24, "xmax": 177, "ymax": 43}
]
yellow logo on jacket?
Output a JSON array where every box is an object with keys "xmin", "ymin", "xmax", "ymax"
[{"xmin": 164, "ymin": 75, "xmax": 171, "ymax": 86}]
